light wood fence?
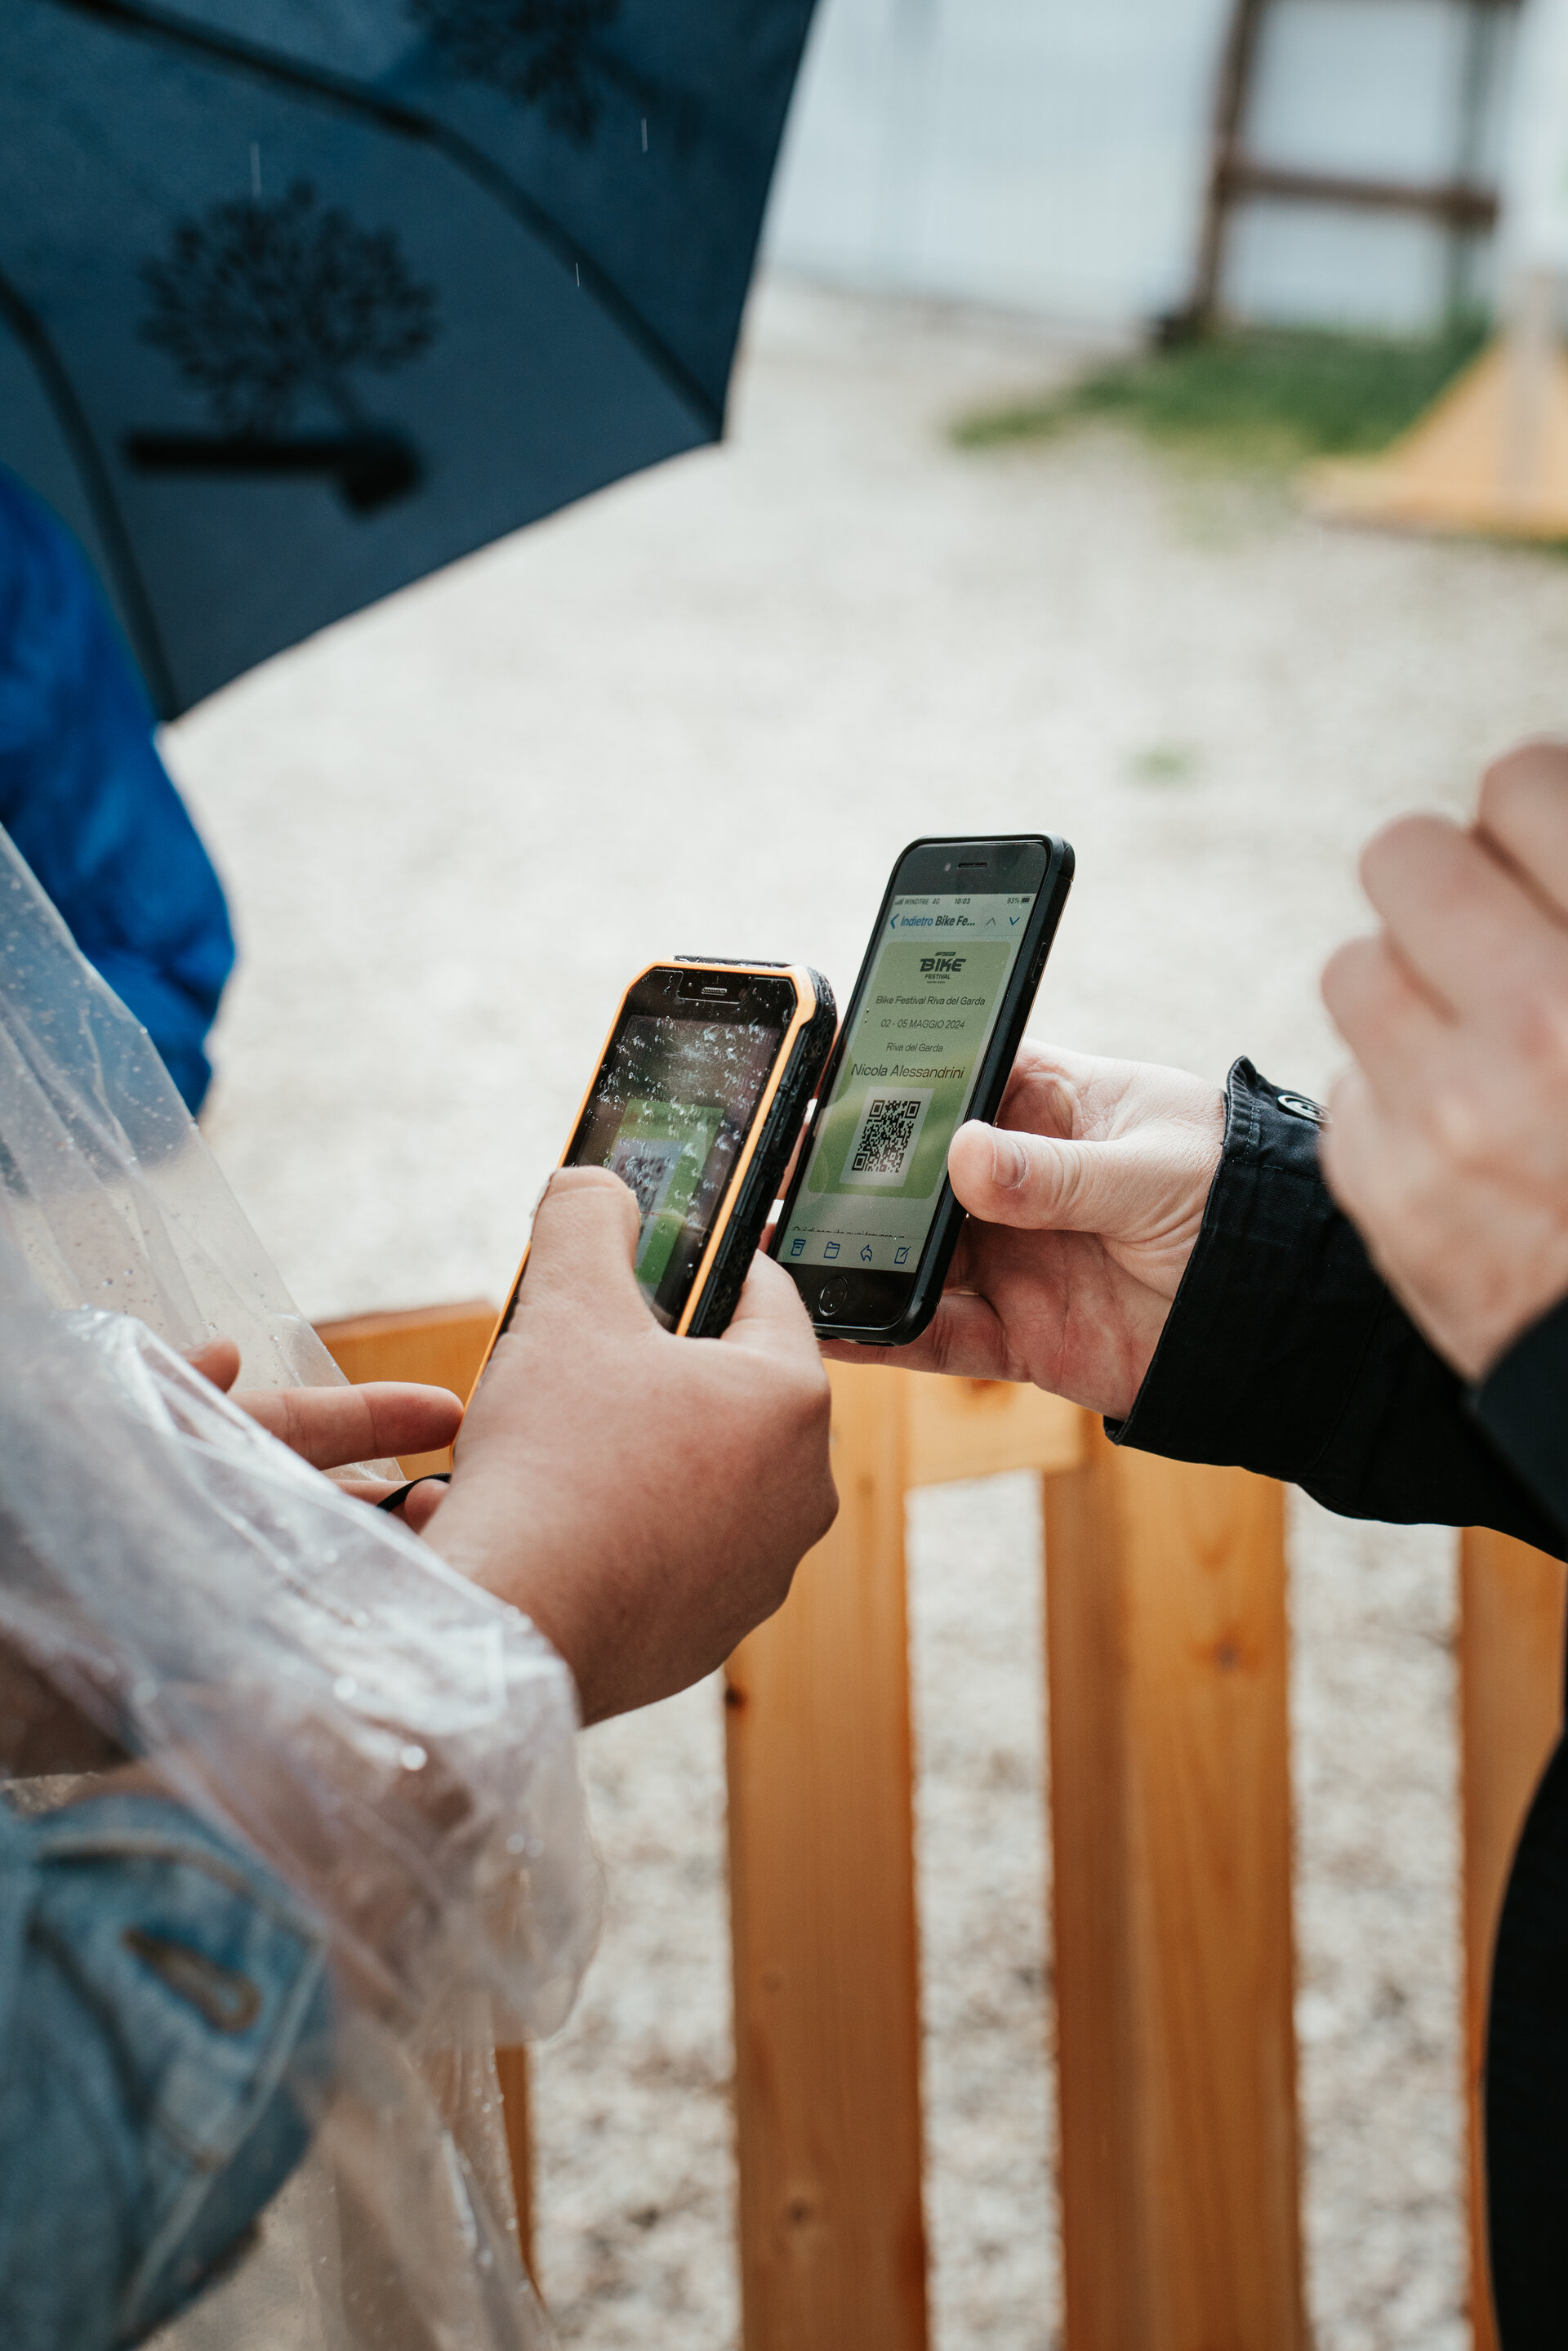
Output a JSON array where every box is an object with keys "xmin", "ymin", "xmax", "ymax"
[{"xmin": 316, "ymin": 1305, "xmax": 1567, "ymax": 2350}]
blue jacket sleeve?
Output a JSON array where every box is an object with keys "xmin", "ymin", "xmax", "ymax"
[
  {"xmin": 0, "ymin": 1791, "xmax": 332, "ymax": 2350},
  {"xmin": 1112, "ymin": 1059, "xmax": 1567, "ymax": 1558},
  {"xmin": 0, "ymin": 471, "xmax": 234, "ymax": 1113}
]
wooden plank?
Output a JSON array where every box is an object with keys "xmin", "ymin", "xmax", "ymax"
[
  {"xmin": 1459, "ymin": 1529, "xmax": 1567, "ymax": 2351},
  {"xmin": 494, "ymin": 2043, "xmax": 535, "ymax": 2282},
  {"xmin": 905, "ymin": 1371, "xmax": 1083, "ymax": 1487},
  {"xmin": 1044, "ymin": 1428, "xmax": 1304, "ymax": 2351},
  {"xmin": 1039, "ymin": 1421, "xmax": 1146, "ymax": 2346},
  {"xmin": 313, "ymin": 1297, "xmax": 529, "ymax": 2265},
  {"xmin": 725, "ymin": 1358, "xmax": 927, "ymax": 2351},
  {"xmin": 315, "ymin": 1299, "xmax": 497, "ymax": 1477},
  {"xmin": 1220, "ymin": 158, "xmax": 1499, "ymax": 230}
]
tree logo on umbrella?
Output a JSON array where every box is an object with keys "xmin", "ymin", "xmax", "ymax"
[{"xmin": 126, "ymin": 181, "xmax": 439, "ymax": 514}]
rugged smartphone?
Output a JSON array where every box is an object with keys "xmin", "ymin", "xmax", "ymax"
[
  {"xmin": 773, "ymin": 834, "xmax": 1073, "ymax": 1346},
  {"xmin": 483, "ymin": 957, "xmax": 835, "ymax": 1360}
]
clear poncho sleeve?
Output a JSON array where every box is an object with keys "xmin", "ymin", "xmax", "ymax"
[{"xmin": 0, "ymin": 825, "xmax": 601, "ymax": 2349}]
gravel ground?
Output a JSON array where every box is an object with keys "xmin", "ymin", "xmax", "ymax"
[{"xmin": 168, "ymin": 280, "xmax": 1568, "ymax": 2349}]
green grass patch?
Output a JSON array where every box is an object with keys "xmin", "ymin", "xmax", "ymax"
[{"xmin": 953, "ymin": 322, "xmax": 1489, "ymax": 470}]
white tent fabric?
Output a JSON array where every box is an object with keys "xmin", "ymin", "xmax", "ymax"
[{"xmin": 1501, "ymin": 0, "xmax": 1568, "ymax": 274}]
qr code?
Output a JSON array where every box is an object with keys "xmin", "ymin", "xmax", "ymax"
[
  {"xmin": 843, "ymin": 1088, "xmax": 933, "ymax": 1185},
  {"xmin": 610, "ymin": 1135, "xmax": 683, "ymax": 1221}
]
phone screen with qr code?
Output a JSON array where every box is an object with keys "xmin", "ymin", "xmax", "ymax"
[
  {"xmin": 567, "ymin": 980, "xmax": 791, "ymax": 1329},
  {"xmin": 777, "ymin": 863, "xmax": 1045, "ymax": 1287}
]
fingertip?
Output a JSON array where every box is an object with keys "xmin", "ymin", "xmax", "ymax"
[
  {"xmin": 530, "ymin": 1162, "xmax": 645, "ymax": 1274},
  {"xmin": 1359, "ymin": 810, "xmax": 1463, "ymax": 902},
  {"xmin": 719, "ymin": 1247, "xmax": 822, "ymax": 1359},
  {"xmin": 185, "ymin": 1335, "xmax": 241, "ymax": 1393},
  {"xmin": 547, "ymin": 1163, "xmax": 630, "ymax": 1195},
  {"xmin": 1479, "ymin": 735, "xmax": 1568, "ymax": 810},
  {"xmin": 948, "ymin": 1119, "xmax": 1013, "ymax": 1211},
  {"xmin": 544, "ymin": 1162, "xmax": 641, "ymax": 1225},
  {"xmin": 1318, "ymin": 933, "xmax": 1368, "ymax": 1019},
  {"xmin": 724, "ymin": 1246, "xmax": 811, "ymax": 1327}
]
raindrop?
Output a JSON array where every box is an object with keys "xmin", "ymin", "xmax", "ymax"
[
  {"xmin": 399, "ymin": 1742, "xmax": 428, "ymax": 1771},
  {"xmin": 641, "ymin": 118, "xmax": 648, "ymax": 153},
  {"xmin": 334, "ymin": 1674, "xmax": 359, "ymax": 1701}
]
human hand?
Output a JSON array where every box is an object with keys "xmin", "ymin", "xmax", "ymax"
[
  {"xmin": 424, "ymin": 1167, "xmax": 837, "ymax": 1724},
  {"xmin": 188, "ymin": 1336, "xmax": 461, "ymax": 1517},
  {"xmin": 823, "ymin": 1043, "xmax": 1223, "ymax": 1421},
  {"xmin": 1320, "ymin": 739, "xmax": 1568, "ymax": 1382},
  {"xmin": 0, "ymin": 1350, "xmax": 466, "ymax": 1780}
]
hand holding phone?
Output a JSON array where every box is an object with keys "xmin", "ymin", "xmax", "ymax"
[
  {"xmin": 822, "ymin": 1042, "xmax": 1223, "ymax": 1421},
  {"xmin": 482, "ymin": 957, "xmax": 835, "ymax": 1371},
  {"xmin": 437, "ymin": 1169, "xmax": 837, "ymax": 1723}
]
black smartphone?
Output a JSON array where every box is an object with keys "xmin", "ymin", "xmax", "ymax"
[
  {"xmin": 773, "ymin": 835, "xmax": 1074, "ymax": 1345},
  {"xmin": 479, "ymin": 957, "xmax": 836, "ymax": 1369}
]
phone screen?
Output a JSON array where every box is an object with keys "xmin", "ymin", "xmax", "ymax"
[
  {"xmin": 777, "ymin": 859, "xmax": 1045, "ymax": 1287},
  {"xmin": 567, "ymin": 967, "xmax": 795, "ymax": 1329}
]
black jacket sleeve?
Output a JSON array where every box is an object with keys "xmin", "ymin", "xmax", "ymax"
[
  {"xmin": 1111, "ymin": 1059, "xmax": 1567, "ymax": 1559},
  {"xmin": 1475, "ymin": 1299, "xmax": 1568, "ymax": 1538}
]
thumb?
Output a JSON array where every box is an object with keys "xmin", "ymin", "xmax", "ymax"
[
  {"xmin": 519, "ymin": 1166, "xmax": 651, "ymax": 1331},
  {"xmin": 948, "ymin": 1118, "xmax": 1147, "ymax": 1236},
  {"xmin": 717, "ymin": 1247, "xmax": 825, "ymax": 1369}
]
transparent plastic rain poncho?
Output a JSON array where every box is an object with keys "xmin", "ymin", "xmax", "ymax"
[{"xmin": 0, "ymin": 832, "xmax": 600, "ymax": 2349}]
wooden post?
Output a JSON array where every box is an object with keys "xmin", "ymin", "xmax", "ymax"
[
  {"xmin": 493, "ymin": 2045, "xmax": 535, "ymax": 2279},
  {"xmin": 1189, "ymin": 0, "xmax": 1268, "ymax": 327},
  {"xmin": 1043, "ymin": 1428, "xmax": 1304, "ymax": 2351},
  {"xmin": 725, "ymin": 1359, "xmax": 928, "ymax": 2351},
  {"xmin": 1458, "ymin": 1529, "xmax": 1567, "ymax": 2351},
  {"xmin": 314, "ymin": 1301, "xmax": 536, "ymax": 2268}
]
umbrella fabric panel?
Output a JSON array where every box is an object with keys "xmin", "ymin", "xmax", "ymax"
[
  {"xmin": 0, "ymin": 333, "xmax": 135, "ymax": 658},
  {"xmin": 158, "ymin": 0, "xmax": 819, "ymax": 414},
  {"xmin": 2, "ymin": 5, "xmax": 716, "ymax": 711},
  {"xmin": 0, "ymin": 0, "xmax": 817, "ymax": 713}
]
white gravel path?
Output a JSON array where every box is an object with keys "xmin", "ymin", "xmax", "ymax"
[{"xmin": 167, "ymin": 279, "xmax": 1568, "ymax": 2350}]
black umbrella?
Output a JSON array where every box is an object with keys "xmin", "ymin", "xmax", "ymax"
[{"xmin": 0, "ymin": 0, "xmax": 816, "ymax": 716}]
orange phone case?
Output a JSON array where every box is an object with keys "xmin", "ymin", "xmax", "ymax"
[{"xmin": 472, "ymin": 957, "xmax": 834, "ymax": 1390}]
